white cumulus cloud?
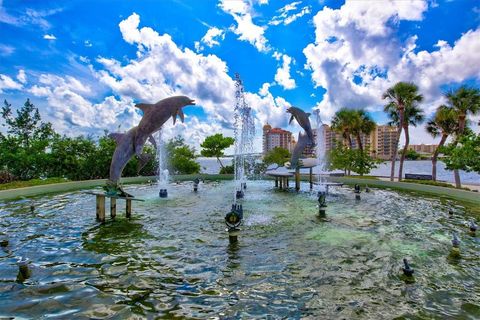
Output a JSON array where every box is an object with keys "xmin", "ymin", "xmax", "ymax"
[
  {"xmin": 43, "ymin": 34, "xmax": 56, "ymax": 40},
  {"xmin": 219, "ymin": 0, "xmax": 270, "ymax": 52},
  {"xmin": 274, "ymin": 54, "xmax": 296, "ymax": 90}
]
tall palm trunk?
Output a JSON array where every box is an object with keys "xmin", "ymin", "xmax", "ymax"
[
  {"xmin": 398, "ymin": 123, "xmax": 409, "ymax": 181},
  {"xmin": 343, "ymin": 133, "xmax": 353, "ymax": 176},
  {"xmin": 390, "ymin": 106, "xmax": 404, "ymax": 181},
  {"xmin": 432, "ymin": 134, "xmax": 448, "ymax": 181},
  {"xmin": 356, "ymin": 134, "xmax": 364, "ymax": 152},
  {"xmin": 453, "ymin": 114, "xmax": 466, "ymax": 188}
]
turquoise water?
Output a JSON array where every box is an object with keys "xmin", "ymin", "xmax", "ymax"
[{"xmin": 0, "ymin": 181, "xmax": 479, "ymax": 319}]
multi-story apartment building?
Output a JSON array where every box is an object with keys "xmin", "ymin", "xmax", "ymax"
[
  {"xmin": 262, "ymin": 124, "xmax": 294, "ymax": 155},
  {"xmin": 408, "ymin": 144, "xmax": 438, "ymax": 154},
  {"xmin": 374, "ymin": 125, "xmax": 399, "ymax": 160}
]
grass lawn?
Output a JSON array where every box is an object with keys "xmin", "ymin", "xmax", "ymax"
[
  {"xmin": 0, "ymin": 178, "xmax": 70, "ymax": 191},
  {"xmin": 401, "ymin": 179, "xmax": 472, "ymax": 191}
]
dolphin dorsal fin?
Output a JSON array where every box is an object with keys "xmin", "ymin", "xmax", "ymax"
[
  {"xmin": 135, "ymin": 103, "xmax": 152, "ymax": 112},
  {"xmin": 109, "ymin": 133, "xmax": 124, "ymax": 144}
]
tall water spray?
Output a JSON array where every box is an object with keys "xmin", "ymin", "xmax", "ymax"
[
  {"xmin": 155, "ymin": 129, "xmax": 169, "ymax": 196},
  {"xmin": 314, "ymin": 109, "xmax": 326, "ymax": 191},
  {"xmin": 233, "ymin": 73, "xmax": 255, "ymax": 202}
]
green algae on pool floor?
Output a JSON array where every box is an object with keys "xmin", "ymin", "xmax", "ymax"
[{"xmin": 0, "ymin": 180, "xmax": 479, "ymax": 319}]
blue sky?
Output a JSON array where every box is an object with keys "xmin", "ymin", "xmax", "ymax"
[{"xmin": 1, "ymin": 0, "xmax": 479, "ymax": 151}]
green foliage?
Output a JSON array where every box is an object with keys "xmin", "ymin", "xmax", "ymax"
[
  {"xmin": 0, "ymin": 99, "xmax": 157, "ymax": 182},
  {"xmin": 404, "ymin": 149, "xmax": 420, "ymax": 160},
  {"xmin": 327, "ymin": 146, "xmax": 377, "ymax": 176},
  {"xmin": 219, "ymin": 165, "xmax": 234, "ymax": 174},
  {"xmin": 0, "ymin": 177, "xmax": 69, "ymax": 191},
  {"xmin": 440, "ymin": 133, "xmax": 480, "ymax": 174},
  {"xmin": 401, "ymin": 179, "xmax": 472, "ymax": 191},
  {"xmin": 166, "ymin": 136, "xmax": 200, "ymax": 174},
  {"xmin": 0, "ymin": 99, "xmax": 56, "ymax": 180},
  {"xmin": 263, "ymin": 147, "xmax": 290, "ymax": 166},
  {"xmin": 200, "ymin": 133, "xmax": 234, "ymax": 169}
]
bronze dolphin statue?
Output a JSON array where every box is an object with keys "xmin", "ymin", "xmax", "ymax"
[
  {"xmin": 289, "ymin": 132, "xmax": 311, "ymax": 169},
  {"xmin": 287, "ymin": 106, "xmax": 314, "ymax": 142},
  {"xmin": 106, "ymin": 95, "xmax": 195, "ymax": 195}
]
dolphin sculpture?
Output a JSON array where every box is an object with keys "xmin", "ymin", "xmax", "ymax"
[
  {"xmin": 290, "ymin": 132, "xmax": 311, "ymax": 168},
  {"xmin": 287, "ymin": 106, "xmax": 315, "ymax": 169},
  {"xmin": 106, "ymin": 95, "xmax": 195, "ymax": 196},
  {"xmin": 287, "ymin": 106, "xmax": 314, "ymax": 142}
]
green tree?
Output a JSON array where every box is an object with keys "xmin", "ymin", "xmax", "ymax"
[
  {"xmin": 263, "ymin": 147, "xmax": 290, "ymax": 166},
  {"xmin": 200, "ymin": 133, "xmax": 234, "ymax": 169},
  {"xmin": 426, "ymin": 105, "xmax": 459, "ymax": 181},
  {"xmin": 383, "ymin": 82, "xmax": 424, "ymax": 181},
  {"xmin": 404, "ymin": 149, "xmax": 420, "ymax": 160},
  {"xmin": 440, "ymin": 133, "xmax": 480, "ymax": 174},
  {"xmin": 0, "ymin": 99, "xmax": 56, "ymax": 180},
  {"xmin": 166, "ymin": 136, "xmax": 200, "ymax": 174},
  {"xmin": 331, "ymin": 108, "xmax": 356, "ymax": 148},
  {"xmin": 445, "ymin": 86, "xmax": 480, "ymax": 188},
  {"xmin": 350, "ymin": 109, "xmax": 376, "ymax": 152},
  {"xmin": 327, "ymin": 146, "xmax": 377, "ymax": 176}
]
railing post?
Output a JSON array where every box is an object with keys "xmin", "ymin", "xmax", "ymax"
[
  {"xmin": 110, "ymin": 198, "xmax": 116, "ymax": 219},
  {"xmin": 126, "ymin": 199, "xmax": 132, "ymax": 218},
  {"xmin": 96, "ymin": 194, "xmax": 105, "ymax": 223}
]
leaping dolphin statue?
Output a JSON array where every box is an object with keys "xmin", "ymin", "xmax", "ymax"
[
  {"xmin": 286, "ymin": 106, "xmax": 316, "ymax": 169},
  {"xmin": 106, "ymin": 95, "xmax": 195, "ymax": 196},
  {"xmin": 287, "ymin": 106, "xmax": 314, "ymax": 142},
  {"xmin": 289, "ymin": 132, "xmax": 311, "ymax": 168}
]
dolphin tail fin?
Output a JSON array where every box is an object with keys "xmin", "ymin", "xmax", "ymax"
[{"xmin": 109, "ymin": 133, "xmax": 124, "ymax": 144}]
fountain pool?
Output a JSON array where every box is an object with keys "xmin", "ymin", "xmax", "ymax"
[{"xmin": 0, "ymin": 180, "xmax": 479, "ymax": 319}]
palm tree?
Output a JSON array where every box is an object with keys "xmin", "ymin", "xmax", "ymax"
[
  {"xmin": 426, "ymin": 105, "xmax": 458, "ymax": 181},
  {"xmin": 351, "ymin": 109, "xmax": 376, "ymax": 152},
  {"xmin": 331, "ymin": 108, "xmax": 356, "ymax": 149},
  {"xmin": 445, "ymin": 86, "xmax": 480, "ymax": 188},
  {"xmin": 385, "ymin": 103, "xmax": 425, "ymax": 181},
  {"xmin": 383, "ymin": 82, "xmax": 423, "ymax": 181}
]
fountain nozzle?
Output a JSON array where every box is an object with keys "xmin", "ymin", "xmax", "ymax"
[
  {"xmin": 193, "ymin": 178, "xmax": 200, "ymax": 192},
  {"xmin": 236, "ymin": 190, "xmax": 244, "ymax": 199},
  {"xmin": 317, "ymin": 191, "xmax": 327, "ymax": 207},
  {"xmin": 354, "ymin": 184, "xmax": 361, "ymax": 200},
  {"xmin": 469, "ymin": 220, "xmax": 477, "ymax": 234},
  {"xmin": 402, "ymin": 258, "xmax": 414, "ymax": 276},
  {"xmin": 226, "ymin": 204, "xmax": 243, "ymax": 243},
  {"xmin": 452, "ymin": 233, "xmax": 460, "ymax": 247},
  {"xmin": 159, "ymin": 189, "xmax": 168, "ymax": 198}
]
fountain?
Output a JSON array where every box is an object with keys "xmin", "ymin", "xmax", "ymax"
[
  {"xmin": 225, "ymin": 73, "xmax": 255, "ymax": 241},
  {"xmin": 155, "ymin": 129, "xmax": 169, "ymax": 198},
  {"xmin": 233, "ymin": 73, "xmax": 255, "ymax": 199},
  {"xmin": 314, "ymin": 109, "xmax": 327, "ymax": 189}
]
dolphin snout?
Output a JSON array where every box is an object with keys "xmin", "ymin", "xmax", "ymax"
[{"xmin": 188, "ymin": 99, "xmax": 196, "ymax": 105}]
